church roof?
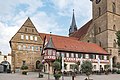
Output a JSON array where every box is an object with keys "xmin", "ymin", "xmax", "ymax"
[
  {"xmin": 39, "ymin": 33, "xmax": 109, "ymax": 55},
  {"xmin": 70, "ymin": 19, "xmax": 92, "ymax": 40}
]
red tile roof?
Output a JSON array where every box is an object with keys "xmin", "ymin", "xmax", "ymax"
[
  {"xmin": 70, "ymin": 20, "xmax": 92, "ymax": 40},
  {"xmin": 39, "ymin": 33, "xmax": 109, "ymax": 55}
]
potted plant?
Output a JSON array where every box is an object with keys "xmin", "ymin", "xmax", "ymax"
[{"xmin": 21, "ymin": 65, "xmax": 28, "ymax": 75}]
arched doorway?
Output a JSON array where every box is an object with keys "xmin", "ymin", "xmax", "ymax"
[
  {"xmin": 1, "ymin": 61, "xmax": 11, "ymax": 73},
  {"xmin": 36, "ymin": 60, "xmax": 40, "ymax": 69},
  {"xmin": 113, "ymin": 56, "xmax": 117, "ymax": 65}
]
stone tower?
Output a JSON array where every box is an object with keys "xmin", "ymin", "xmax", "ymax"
[
  {"xmin": 91, "ymin": 0, "xmax": 120, "ymax": 64},
  {"xmin": 69, "ymin": 9, "xmax": 77, "ymax": 36},
  {"xmin": 9, "ymin": 17, "xmax": 43, "ymax": 72}
]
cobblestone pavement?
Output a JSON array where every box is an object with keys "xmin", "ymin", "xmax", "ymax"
[{"xmin": 0, "ymin": 72, "xmax": 120, "ymax": 80}]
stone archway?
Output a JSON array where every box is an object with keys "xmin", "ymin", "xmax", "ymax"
[
  {"xmin": 36, "ymin": 60, "xmax": 40, "ymax": 69},
  {"xmin": 113, "ymin": 56, "xmax": 117, "ymax": 65},
  {"xmin": 1, "ymin": 61, "xmax": 11, "ymax": 73}
]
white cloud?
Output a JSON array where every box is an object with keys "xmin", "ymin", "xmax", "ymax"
[
  {"xmin": 0, "ymin": 22, "xmax": 20, "ymax": 55},
  {"xmin": 31, "ymin": 12, "xmax": 66, "ymax": 35},
  {"xmin": 0, "ymin": 0, "xmax": 92, "ymax": 54}
]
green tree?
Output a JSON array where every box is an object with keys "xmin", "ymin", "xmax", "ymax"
[
  {"xmin": 53, "ymin": 61, "xmax": 61, "ymax": 80},
  {"xmin": 81, "ymin": 61, "xmax": 93, "ymax": 80},
  {"xmin": 116, "ymin": 31, "xmax": 120, "ymax": 47},
  {"xmin": 38, "ymin": 63, "xmax": 44, "ymax": 78}
]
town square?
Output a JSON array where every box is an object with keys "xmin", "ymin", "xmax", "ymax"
[{"xmin": 1, "ymin": 0, "xmax": 120, "ymax": 80}]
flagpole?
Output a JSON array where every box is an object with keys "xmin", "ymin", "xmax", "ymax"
[
  {"xmin": 62, "ymin": 54, "xmax": 64, "ymax": 80},
  {"xmin": 97, "ymin": 57, "xmax": 100, "ymax": 71},
  {"xmin": 110, "ymin": 58, "xmax": 113, "ymax": 71}
]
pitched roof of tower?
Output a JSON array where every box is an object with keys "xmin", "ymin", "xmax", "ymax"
[
  {"xmin": 39, "ymin": 33, "xmax": 109, "ymax": 55},
  {"xmin": 69, "ymin": 9, "xmax": 77, "ymax": 35},
  {"xmin": 70, "ymin": 19, "xmax": 92, "ymax": 40},
  {"xmin": 45, "ymin": 36, "xmax": 55, "ymax": 49},
  {"xmin": 70, "ymin": 9, "xmax": 77, "ymax": 28}
]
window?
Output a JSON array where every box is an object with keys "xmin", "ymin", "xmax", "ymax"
[
  {"xmin": 98, "ymin": 7, "xmax": 101, "ymax": 16},
  {"xmin": 66, "ymin": 53, "xmax": 69, "ymax": 57},
  {"xmin": 83, "ymin": 54, "xmax": 85, "ymax": 58},
  {"xmin": 78, "ymin": 54, "xmax": 82, "ymax": 58},
  {"xmin": 40, "ymin": 47, "xmax": 42, "ymax": 52},
  {"xmin": 48, "ymin": 50, "xmax": 52, "ymax": 55},
  {"xmin": 113, "ymin": 39, "xmax": 116, "ymax": 48},
  {"xmin": 99, "ymin": 41, "xmax": 102, "ymax": 47},
  {"xmin": 87, "ymin": 40, "xmax": 90, "ymax": 43},
  {"xmin": 18, "ymin": 45, "xmax": 21, "ymax": 50},
  {"xmin": 32, "ymin": 29, "xmax": 34, "ymax": 32},
  {"xmin": 107, "ymin": 56, "xmax": 109, "ymax": 60},
  {"xmin": 25, "ymin": 28, "xmax": 27, "ymax": 32},
  {"xmin": 53, "ymin": 51, "xmax": 56, "ymax": 56},
  {"xmin": 21, "ymin": 35, "xmax": 24, "ymax": 39},
  {"xmin": 76, "ymin": 54, "xmax": 78, "ymax": 58},
  {"xmin": 71, "ymin": 53, "xmax": 74, "ymax": 58},
  {"xmin": 98, "ymin": 27, "xmax": 101, "ymax": 33},
  {"xmin": 23, "ymin": 45, "xmax": 26, "ymax": 50},
  {"xmin": 94, "ymin": 65, "xmax": 96, "ymax": 69},
  {"xmin": 89, "ymin": 54, "xmax": 94, "ymax": 59},
  {"xmin": 113, "ymin": 25, "xmax": 116, "ymax": 31},
  {"xmin": 35, "ymin": 36, "xmax": 37, "ymax": 41},
  {"xmin": 22, "ymin": 60, "xmax": 26, "ymax": 65},
  {"xmin": 112, "ymin": 2, "xmax": 116, "ymax": 13},
  {"xmin": 30, "ymin": 36, "xmax": 33, "ymax": 40},
  {"xmin": 99, "ymin": 55, "xmax": 104, "ymax": 60},
  {"xmin": 70, "ymin": 64, "xmax": 74, "ymax": 69},
  {"xmin": 31, "ymin": 46, "xmax": 34, "ymax": 51},
  {"xmin": 26, "ymin": 35, "xmax": 29, "ymax": 40},
  {"xmin": 35, "ymin": 46, "xmax": 39, "ymax": 51},
  {"xmin": 28, "ymin": 46, "xmax": 31, "ymax": 50}
]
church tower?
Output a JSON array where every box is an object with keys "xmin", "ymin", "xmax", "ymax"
[
  {"xmin": 69, "ymin": 9, "xmax": 77, "ymax": 36},
  {"xmin": 91, "ymin": 0, "xmax": 120, "ymax": 63}
]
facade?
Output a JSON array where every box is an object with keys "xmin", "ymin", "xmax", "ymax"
[
  {"xmin": 9, "ymin": 0, "xmax": 117, "ymax": 73},
  {"xmin": 40, "ymin": 33, "xmax": 109, "ymax": 74},
  {"xmin": 70, "ymin": 0, "xmax": 120, "ymax": 65},
  {"xmin": 0, "ymin": 52, "xmax": 11, "ymax": 73},
  {"xmin": 9, "ymin": 18, "xmax": 43, "ymax": 72}
]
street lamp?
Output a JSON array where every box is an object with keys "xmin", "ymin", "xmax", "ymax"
[{"xmin": 62, "ymin": 54, "xmax": 64, "ymax": 80}]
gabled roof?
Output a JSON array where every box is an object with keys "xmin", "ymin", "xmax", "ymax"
[
  {"xmin": 70, "ymin": 19, "xmax": 92, "ymax": 40},
  {"xmin": 39, "ymin": 33, "xmax": 109, "ymax": 55}
]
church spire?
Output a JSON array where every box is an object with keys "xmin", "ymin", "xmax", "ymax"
[{"xmin": 69, "ymin": 9, "xmax": 77, "ymax": 36}]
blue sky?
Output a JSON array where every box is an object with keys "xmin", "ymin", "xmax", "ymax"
[{"xmin": 0, "ymin": 0, "xmax": 92, "ymax": 54}]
